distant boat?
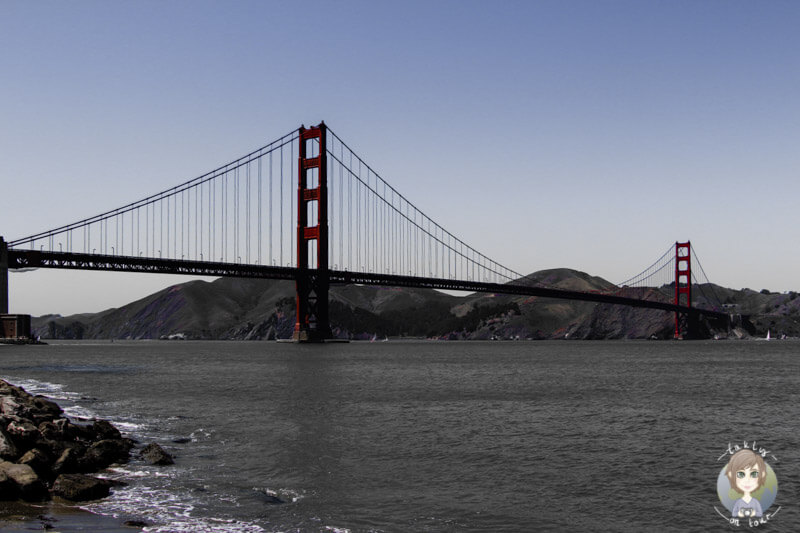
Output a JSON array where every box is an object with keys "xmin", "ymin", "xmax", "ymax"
[{"xmin": 766, "ymin": 330, "xmax": 771, "ymax": 341}]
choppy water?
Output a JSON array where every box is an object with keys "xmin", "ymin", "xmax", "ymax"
[{"xmin": 0, "ymin": 340, "xmax": 798, "ymax": 532}]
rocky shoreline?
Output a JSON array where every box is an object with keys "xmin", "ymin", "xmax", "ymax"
[{"xmin": 0, "ymin": 378, "xmax": 171, "ymax": 513}]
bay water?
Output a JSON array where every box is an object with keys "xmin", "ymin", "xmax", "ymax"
[{"xmin": 0, "ymin": 340, "xmax": 797, "ymax": 532}]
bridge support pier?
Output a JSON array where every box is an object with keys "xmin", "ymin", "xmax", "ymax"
[
  {"xmin": 292, "ymin": 123, "xmax": 334, "ymax": 343},
  {"xmin": 1, "ymin": 237, "xmax": 8, "ymax": 315}
]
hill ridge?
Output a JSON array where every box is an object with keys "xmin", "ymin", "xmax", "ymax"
[{"xmin": 31, "ymin": 271, "xmax": 799, "ymax": 340}]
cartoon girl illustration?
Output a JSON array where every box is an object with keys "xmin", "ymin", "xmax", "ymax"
[{"xmin": 725, "ymin": 449, "xmax": 767, "ymax": 518}]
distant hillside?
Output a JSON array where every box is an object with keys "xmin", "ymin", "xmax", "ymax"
[
  {"xmin": 31, "ymin": 269, "xmax": 800, "ymax": 340},
  {"xmin": 692, "ymin": 285, "xmax": 800, "ymax": 338}
]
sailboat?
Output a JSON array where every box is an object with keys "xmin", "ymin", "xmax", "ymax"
[{"xmin": 766, "ymin": 330, "xmax": 771, "ymax": 341}]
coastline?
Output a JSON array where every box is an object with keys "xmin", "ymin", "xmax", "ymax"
[
  {"xmin": 0, "ymin": 499, "xmax": 143, "ymax": 531},
  {"xmin": 0, "ymin": 378, "xmax": 152, "ymax": 532}
]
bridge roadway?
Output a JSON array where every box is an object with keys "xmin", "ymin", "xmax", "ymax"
[{"xmin": 7, "ymin": 249, "xmax": 728, "ymax": 321}]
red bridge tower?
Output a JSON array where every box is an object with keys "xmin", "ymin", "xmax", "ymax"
[
  {"xmin": 292, "ymin": 123, "xmax": 333, "ymax": 342},
  {"xmin": 674, "ymin": 241, "xmax": 691, "ymax": 338}
]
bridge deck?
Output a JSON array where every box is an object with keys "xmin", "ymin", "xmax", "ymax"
[{"xmin": 7, "ymin": 249, "xmax": 726, "ymax": 319}]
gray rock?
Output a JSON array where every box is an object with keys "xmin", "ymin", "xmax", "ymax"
[
  {"xmin": 140, "ymin": 443, "xmax": 174, "ymax": 465},
  {"xmin": 6, "ymin": 420, "xmax": 39, "ymax": 451},
  {"xmin": 0, "ymin": 469, "xmax": 17, "ymax": 500},
  {"xmin": 0, "ymin": 397, "xmax": 21, "ymax": 417},
  {"xmin": 0, "ymin": 428, "xmax": 19, "ymax": 461},
  {"xmin": 17, "ymin": 448, "xmax": 51, "ymax": 479},
  {"xmin": 66, "ymin": 421, "xmax": 97, "ymax": 441},
  {"xmin": 84, "ymin": 439, "xmax": 131, "ymax": 470},
  {"xmin": 52, "ymin": 473, "xmax": 111, "ymax": 501},
  {"xmin": 0, "ymin": 461, "xmax": 48, "ymax": 501},
  {"xmin": 92, "ymin": 419, "xmax": 122, "ymax": 441},
  {"xmin": 254, "ymin": 488, "xmax": 286, "ymax": 505},
  {"xmin": 30, "ymin": 395, "xmax": 63, "ymax": 423},
  {"xmin": 52, "ymin": 446, "xmax": 85, "ymax": 476},
  {"xmin": 38, "ymin": 421, "xmax": 61, "ymax": 441},
  {"xmin": 33, "ymin": 437, "xmax": 66, "ymax": 462}
]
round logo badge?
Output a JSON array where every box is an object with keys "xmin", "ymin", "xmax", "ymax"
[{"xmin": 716, "ymin": 443, "xmax": 780, "ymax": 526}]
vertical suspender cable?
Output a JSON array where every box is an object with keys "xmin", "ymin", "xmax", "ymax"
[
  {"xmin": 258, "ymin": 157, "xmax": 262, "ymax": 264},
  {"xmin": 355, "ymin": 157, "xmax": 363, "ymax": 266},
  {"xmin": 339, "ymin": 142, "xmax": 343, "ymax": 268},
  {"xmin": 348, "ymin": 152, "xmax": 352, "ymax": 270},
  {"xmin": 247, "ymin": 161, "xmax": 251, "ymax": 264},
  {"xmin": 269, "ymin": 151, "xmax": 273, "ymax": 264},
  {"xmin": 280, "ymin": 144, "xmax": 283, "ymax": 266}
]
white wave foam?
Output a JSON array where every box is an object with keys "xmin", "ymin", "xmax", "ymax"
[
  {"xmin": 143, "ymin": 519, "xmax": 266, "ymax": 533},
  {"xmin": 253, "ymin": 486, "xmax": 303, "ymax": 504},
  {"xmin": 8, "ymin": 378, "xmax": 82, "ymax": 401},
  {"xmin": 104, "ymin": 467, "xmax": 153, "ymax": 478},
  {"xmin": 190, "ymin": 428, "xmax": 214, "ymax": 441},
  {"xmin": 63, "ymin": 405, "xmax": 99, "ymax": 420},
  {"xmin": 85, "ymin": 485, "xmax": 265, "ymax": 533},
  {"xmin": 111, "ymin": 420, "xmax": 148, "ymax": 433}
]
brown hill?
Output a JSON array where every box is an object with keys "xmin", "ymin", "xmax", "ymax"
[{"xmin": 31, "ymin": 269, "xmax": 795, "ymax": 340}]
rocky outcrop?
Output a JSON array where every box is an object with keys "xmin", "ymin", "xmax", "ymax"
[
  {"xmin": 140, "ymin": 442, "xmax": 174, "ymax": 465},
  {"xmin": 0, "ymin": 379, "xmax": 133, "ymax": 502},
  {"xmin": 52, "ymin": 473, "xmax": 112, "ymax": 501}
]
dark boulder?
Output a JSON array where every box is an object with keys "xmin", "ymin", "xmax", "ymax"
[
  {"xmin": 254, "ymin": 488, "xmax": 286, "ymax": 505},
  {"xmin": 66, "ymin": 421, "xmax": 97, "ymax": 442},
  {"xmin": 0, "ymin": 469, "xmax": 18, "ymax": 500},
  {"xmin": 53, "ymin": 418, "xmax": 72, "ymax": 438},
  {"xmin": 52, "ymin": 445, "xmax": 86, "ymax": 476},
  {"xmin": 30, "ymin": 396, "xmax": 63, "ymax": 424},
  {"xmin": 0, "ymin": 461, "xmax": 48, "ymax": 501},
  {"xmin": 34, "ymin": 437, "xmax": 67, "ymax": 462},
  {"xmin": 38, "ymin": 421, "xmax": 61, "ymax": 441},
  {"xmin": 45, "ymin": 418, "xmax": 94, "ymax": 442},
  {"xmin": 0, "ymin": 428, "xmax": 19, "ymax": 461},
  {"xmin": 140, "ymin": 443, "xmax": 174, "ymax": 465},
  {"xmin": 52, "ymin": 473, "xmax": 111, "ymax": 501},
  {"xmin": 6, "ymin": 420, "xmax": 39, "ymax": 448},
  {"xmin": 0, "ymin": 396, "xmax": 22, "ymax": 418},
  {"xmin": 83, "ymin": 439, "xmax": 132, "ymax": 470},
  {"xmin": 92, "ymin": 419, "xmax": 122, "ymax": 441},
  {"xmin": 17, "ymin": 448, "xmax": 52, "ymax": 480}
]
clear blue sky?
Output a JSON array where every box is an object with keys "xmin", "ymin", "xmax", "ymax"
[{"xmin": 2, "ymin": 0, "xmax": 799, "ymax": 316}]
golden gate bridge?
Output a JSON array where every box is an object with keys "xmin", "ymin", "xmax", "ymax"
[{"xmin": 1, "ymin": 122, "xmax": 729, "ymax": 341}]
